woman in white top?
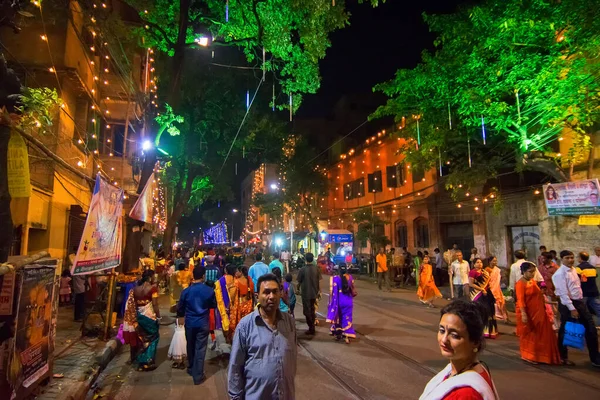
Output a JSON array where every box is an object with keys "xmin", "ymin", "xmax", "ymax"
[{"xmin": 420, "ymin": 300, "xmax": 499, "ymax": 400}]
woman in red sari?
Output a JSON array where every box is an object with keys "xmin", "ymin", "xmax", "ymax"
[{"xmin": 515, "ymin": 261, "xmax": 561, "ymax": 365}]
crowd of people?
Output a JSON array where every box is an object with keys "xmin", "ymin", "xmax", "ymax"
[{"xmin": 116, "ymin": 241, "xmax": 600, "ymax": 399}]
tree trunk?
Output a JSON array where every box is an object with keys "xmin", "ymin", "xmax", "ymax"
[
  {"xmin": 168, "ymin": 0, "xmax": 191, "ymax": 108},
  {"xmin": 162, "ymin": 218, "xmax": 177, "ymax": 255},
  {"xmin": 161, "ymin": 162, "xmax": 197, "ymax": 254},
  {"xmin": 0, "ymin": 125, "xmax": 13, "ymax": 262}
]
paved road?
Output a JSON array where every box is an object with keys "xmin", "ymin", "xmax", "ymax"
[{"xmin": 90, "ymin": 275, "xmax": 600, "ymax": 399}]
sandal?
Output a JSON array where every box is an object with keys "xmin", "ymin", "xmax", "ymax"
[{"xmin": 561, "ymin": 359, "xmax": 575, "ymax": 366}]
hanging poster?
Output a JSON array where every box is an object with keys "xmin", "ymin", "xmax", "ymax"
[
  {"xmin": 72, "ymin": 175, "xmax": 124, "ymax": 275},
  {"xmin": 12, "ymin": 266, "xmax": 56, "ymax": 391},
  {"xmin": 129, "ymin": 173, "xmax": 155, "ymax": 224},
  {"xmin": 0, "ymin": 271, "xmax": 16, "ymax": 316},
  {"xmin": 7, "ymin": 131, "xmax": 31, "ymax": 198},
  {"xmin": 543, "ymin": 179, "xmax": 600, "ymax": 216}
]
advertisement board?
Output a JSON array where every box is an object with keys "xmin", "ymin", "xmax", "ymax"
[
  {"xmin": 543, "ymin": 179, "xmax": 600, "ymax": 216},
  {"xmin": 72, "ymin": 175, "xmax": 124, "ymax": 275}
]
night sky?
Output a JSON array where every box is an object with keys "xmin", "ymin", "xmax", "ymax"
[{"xmin": 298, "ymin": 0, "xmax": 473, "ymax": 118}]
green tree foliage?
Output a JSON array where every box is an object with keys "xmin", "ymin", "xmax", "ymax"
[
  {"xmin": 156, "ymin": 61, "xmax": 286, "ymax": 250},
  {"xmin": 254, "ymin": 136, "xmax": 328, "ymax": 233},
  {"xmin": 373, "ymin": 0, "xmax": 600, "ymax": 193},
  {"xmin": 352, "ymin": 207, "xmax": 389, "ymax": 252},
  {"xmin": 125, "ymin": 0, "xmax": 382, "ymax": 108}
]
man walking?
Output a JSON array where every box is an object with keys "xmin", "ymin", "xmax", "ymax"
[
  {"xmin": 269, "ymin": 252, "xmax": 285, "ymax": 274},
  {"xmin": 297, "ymin": 252, "xmax": 321, "ymax": 335},
  {"xmin": 376, "ymin": 248, "xmax": 390, "ymax": 291},
  {"xmin": 577, "ymin": 252, "xmax": 600, "ymax": 326},
  {"xmin": 248, "ymin": 253, "xmax": 269, "ymax": 293},
  {"xmin": 228, "ymin": 273, "xmax": 297, "ymax": 399},
  {"xmin": 552, "ymin": 250, "xmax": 600, "ymax": 367},
  {"xmin": 449, "ymin": 251, "xmax": 469, "ymax": 299},
  {"xmin": 177, "ymin": 266, "xmax": 217, "ymax": 384}
]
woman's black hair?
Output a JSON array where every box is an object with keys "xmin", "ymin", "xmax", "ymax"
[
  {"xmin": 225, "ymin": 263, "xmax": 237, "ymax": 276},
  {"xmin": 61, "ymin": 269, "xmax": 71, "ymax": 277},
  {"xmin": 440, "ymin": 299, "xmax": 486, "ymax": 352},
  {"xmin": 472, "ymin": 257, "xmax": 483, "ymax": 268},
  {"xmin": 285, "ymin": 273, "xmax": 293, "ymax": 283},
  {"xmin": 339, "ymin": 265, "xmax": 350, "ymax": 294},
  {"xmin": 272, "ymin": 267, "xmax": 282, "ymax": 279},
  {"xmin": 138, "ymin": 269, "xmax": 155, "ymax": 286},
  {"xmin": 241, "ymin": 266, "xmax": 249, "ymax": 277},
  {"xmin": 520, "ymin": 261, "xmax": 537, "ymax": 275}
]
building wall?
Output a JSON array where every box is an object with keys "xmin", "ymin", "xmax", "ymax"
[{"xmin": 485, "ymin": 191, "xmax": 599, "ymax": 268}]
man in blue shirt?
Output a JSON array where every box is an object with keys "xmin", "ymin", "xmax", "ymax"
[
  {"xmin": 248, "ymin": 253, "xmax": 269, "ymax": 293},
  {"xmin": 177, "ymin": 266, "xmax": 217, "ymax": 385},
  {"xmin": 204, "ymin": 259, "xmax": 221, "ymax": 287},
  {"xmin": 228, "ymin": 273, "xmax": 297, "ymax": 399},
  {"xmin": 269, "ymin": 252, "xmax": 285, "ymax": 274}
]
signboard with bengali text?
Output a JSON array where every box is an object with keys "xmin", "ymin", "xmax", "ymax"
[{"xmin": 543, "ymin": 179, "xmax": 600, "ymax": 216}]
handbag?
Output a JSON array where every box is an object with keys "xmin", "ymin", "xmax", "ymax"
[{"xmin": 563, "ymin": 320, "xmax": 585, "ymax": 350}]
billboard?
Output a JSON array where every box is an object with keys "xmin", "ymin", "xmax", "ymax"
[
  {"xmin": 72, "ymin": 175, "xmax": 124, "ymax": 275},
  {"xmin": 543, "ymin": 179, "xmax": 600, "ymax": 216}
]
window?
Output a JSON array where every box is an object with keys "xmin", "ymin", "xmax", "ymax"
[
  {"xmin": 368, "ymin": 170, "xmax": 383, "ymax": 193},
  {"xmin": 395, "ymin": 220, "xmax": 408, "ymax": 248},
  {"xmin": 387, "ymin": 164, "xmax": 406, "ymax": 188},
  {"xmin": 344, "ymin": 183, "xmax": 351, "ymax": 200},
  {"xmin": 414, "ymin": 217, "xmax": 429, "ymax": 248},
  {"xmin": 412, "ymin": 166, "xmax": 425, "ymax": 183},
  {"xmin": 344, "ymin": 178, "xmax": 365, "ymax": 200},
  {"xmin": 352, "ymin": 178, "xmax": 365, "ymax": 198}
]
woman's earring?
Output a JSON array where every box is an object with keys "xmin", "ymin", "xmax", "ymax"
[{"xmin": 473, "ymin": 348, "xmax": 479, "ymax": 353}]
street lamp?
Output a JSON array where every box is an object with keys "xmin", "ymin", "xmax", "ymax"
[
  {"xmin": 142, "ymin": 140, "xmax": 153, "ymax": 151},
  {"xmin": 270, "ymin": 183, "xmax": 279, "ymax": 191}
]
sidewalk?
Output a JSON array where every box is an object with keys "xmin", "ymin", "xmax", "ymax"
[{"xmin": 35, "ymin": 306, "xmax": 120, "ymax": 400}]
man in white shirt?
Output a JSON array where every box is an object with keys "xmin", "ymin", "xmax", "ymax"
[
  {"xmin": 552, "ymin": 250, "xmax": 600, "ymax": 367},
  {"xmin": 509, "ymin": 250, "xmax": 543, "ymax": 302},
  {"xmin": 449, "ymin": 251, "xmax": 470, "ymax": 299}
]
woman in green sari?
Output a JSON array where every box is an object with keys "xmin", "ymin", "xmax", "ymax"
[{"xmin": 123, "ymin": 270, "xmax": 161, "ymax": 371}]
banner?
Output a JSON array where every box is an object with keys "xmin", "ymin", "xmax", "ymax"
[
  {"xmin": 7, "ymin": 131, "xmax": 31, "ymax": 198},
  {"xmin": 72, "ymin": 175, "xmax": 123, "ymax": 275},
  {"xmin": 129, "ymin": 173, "xmax": 155, "ymax": 224},
  {"xmin": 12, "ymin": 266, "xmax": 56, "ymax": 390},
  {"xmin": 578, "ymin": 215, "xmax": 600, "ymax": 226},
  {"xmin": 0, "ymin": 271, "xmax": 16, "ymax": 316},
  {"xmin": 543, "ymin": 179, "xmax": 600, "ymax": 216}
]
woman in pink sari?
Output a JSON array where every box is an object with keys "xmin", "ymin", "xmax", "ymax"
[{"xmin": 326, "ymin": 266, "xmax": 357, "ymax": 344}]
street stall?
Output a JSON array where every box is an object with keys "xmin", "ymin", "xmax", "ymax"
[
  {"xmin": 0, "ymin": 252, "xmax": 60, "ymax": 400},
  {"xmin": 318, "ymin": 229, "xmax": 355, "ymax": 268}
]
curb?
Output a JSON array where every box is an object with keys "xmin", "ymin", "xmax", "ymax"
[{"xmin": 65, "ymin": 339, "xmax": 122, "ymax": 400}]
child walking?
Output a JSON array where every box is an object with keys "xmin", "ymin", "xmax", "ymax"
[{"xmin": 60, "ymin": 270, "xmax": 72, "ymax": 306}]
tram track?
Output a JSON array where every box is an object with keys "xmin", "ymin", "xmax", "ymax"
[{"xmin": 346, "ymin": 293, "xmax": 600, "ymax": 393}]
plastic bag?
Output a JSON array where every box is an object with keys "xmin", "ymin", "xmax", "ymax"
[{"xmin": 563, "ymin": 321, "xmax": 585, "ymax": 350}]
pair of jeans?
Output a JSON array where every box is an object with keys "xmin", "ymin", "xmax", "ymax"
[
  {"xmin": 302, "ymin": 297, "xmax": 316, "ymax": 332},
  {"xmin": 584, "ymin": 296, "xmax": 600, "ymax": 325},
  {"xmin": 378, "ymin": 271, "xmax": 390, "ymax": 291},
  {"xmin": 74, "ymin": 292, "xmax": 85, "ymax": 321},
  {"xmin": 185, "ymin": 326, "xmax": 210, "ymax": 384},
  {"xmin": 557, "ymin": 299, "xmax": 599, "ymax": 363}
]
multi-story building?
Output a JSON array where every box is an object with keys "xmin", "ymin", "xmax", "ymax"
[
  {"xmin": 324, "ymin": 129, "xmax": 438, "ymax": 254},
  {"xmin": 1, "ymin": 1, "xmax": 146, "ymax": 262},
  {"xmin": 240, "ymin": 163, "xmax": 279, "ymax": 240},
  {"xmin": 323, "ymin": 127, "xmax": 600, "ymax": 267}
]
